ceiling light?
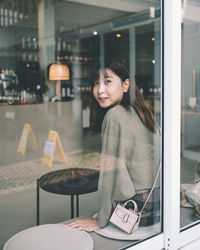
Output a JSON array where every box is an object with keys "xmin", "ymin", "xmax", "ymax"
[
  {"xmin": 116, "ymin": 33, "xmax": 121, "ymax": 38},
  {"xmin": 93, "ymin": 31, "xmax": 98, "ymax": 36}
]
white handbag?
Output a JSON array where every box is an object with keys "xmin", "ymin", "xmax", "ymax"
[{"xmin": 109, "ymin": 200, "xmax": 141, "ymax": 234}]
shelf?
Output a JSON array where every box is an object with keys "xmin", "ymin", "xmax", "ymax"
[
  {"xmin": 182, "ymin": 147, "xmax": 200, "ymax": 162},
  {"xmin": 17, "ymin": 60, "xmax": 40, "ymax": 63},
  {"xmin": 185, "ymin": 146, "xmax": 200, "ymax": 153},
  {"xmin": 20, "ymin": 48, "xmax": 39, "ymax": 52},
  {"xmin": 74, "ymin": 87, "xmax": 91, "ymax": 93},
  {"xmin": 56, "ymin": 49, "xmax": 93, "ymax": 54},
  {"xmin": 182, "ymin": 110, "xmax": 200, "ymax": 116},
  {"xmin": 16, "ymin": 45, "xmax": 39, "ymax": 52},
  {"xmin": 59, "ymin": 61, "xmax": 89, "ymax": 65},
  {"xmin": 72, "ymin": 77, "xmax": 89, "ymax": 79}
]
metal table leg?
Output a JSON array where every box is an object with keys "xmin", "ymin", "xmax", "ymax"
[
  {"xmin": 37, "ymin": 179, "xmax": 40, "ymax": 225},
  {"xmin": 76, "ymin": 195, "xmax": 79, "ymax": 217},
  {"xmin": 71, "ymin": 195, "xmax": 74, "ymax": 218}
]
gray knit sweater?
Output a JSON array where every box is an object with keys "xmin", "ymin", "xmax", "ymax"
[{"xmin": 97, "ymin": 105, "xmax": 160, "ymax": 228}]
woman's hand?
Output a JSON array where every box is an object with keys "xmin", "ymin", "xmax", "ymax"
[{"xmin": 65, "ymin": 218, "xmax": 100, "ymax": 232}]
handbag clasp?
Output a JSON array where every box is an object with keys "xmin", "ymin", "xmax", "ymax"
[{"xmin": 122, "ymin": 213, "xmax": 130, "ymax": 223}]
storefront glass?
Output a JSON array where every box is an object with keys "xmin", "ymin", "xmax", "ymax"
[
  {"xmin": 180, "ymin": 0, "xmax": 200, "ymax": 230},
  {"xmin": 0, "ymin": 0, "xmax": 162, "ymax": 248}
]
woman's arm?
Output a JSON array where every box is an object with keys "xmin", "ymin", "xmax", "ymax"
[
  {"xmin": 65, "ymin": 218, "xmax": 99, "ymax": 232},
  {"xmin": 97, "ymin": 107, "xmax": 136, "ymax": 227}
]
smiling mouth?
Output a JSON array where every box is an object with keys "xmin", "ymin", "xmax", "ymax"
[{"xmin": 98, "ymin": 97, "xmax": 108, "ymax": 102}]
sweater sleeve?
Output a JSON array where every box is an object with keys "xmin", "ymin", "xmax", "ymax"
[{"xmin": 97, "ymin": 107, "xmax": 136, "ymax": 228}]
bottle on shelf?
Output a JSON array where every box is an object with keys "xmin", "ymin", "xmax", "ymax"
[
  {"xmin": 66, "ymin": 41, "xmax": 72, "ymax": 51},
  {"xmin": 4, "ymin": 8, "xmax": 8, "ymax": 27},
  {"xmin": 9, "ymin": 9, "xmax": 13, "ymax": 26},
  {"xmin": 22, "ymin": 52, "xmax": 26, "ymax": 61},
  {"xmin": 32, "ymin": 37, "xmax": 38, "ymax": 49},
  {"xmin": 0, "ymin": 8, "xmax": 4, "ymax": 27},
  {"xmin": 62, "ymin": 40, "xmax": 66, "ymax": 50},
  {"xmin": 14, "ymin": 10, "xmax": 18, "ymax": 24},
  {"xmin": 28, "ymin": 54, "xmax": 32, "ymax": 61},
  {"xmin": 26, "ymin": 36, "xmax": 32, "ymax": 49},
  {"xmin": 21, "ymin": 36, "xmax": 26, "ymax": 49},
  {"xmin": 56, "ymin": 37, "xmax": 61, "ymax": 51}
]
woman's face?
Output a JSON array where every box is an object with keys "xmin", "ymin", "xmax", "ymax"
[{"xmin": 93, "ymin": 69, "xmax": 129, "ymax": 109}]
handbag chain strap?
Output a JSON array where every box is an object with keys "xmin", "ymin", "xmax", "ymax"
[
  {"xmin": 139, "ymin": 127, "xmax": 161, "ymax": 214},
  {"xmin": 139, "ymin": 161, "xmax": 161, "ymax": 215}
]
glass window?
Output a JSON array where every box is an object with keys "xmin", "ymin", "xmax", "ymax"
[
  {"xmin": 180, "ymin": 0, "xmax": 200, "ymax": 230},
  {"xmin": 0, "ymin": 0, "xmax": 162, "ymax": 249}
]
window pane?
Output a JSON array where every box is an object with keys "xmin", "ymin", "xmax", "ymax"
[
  {"xmin": 0, "ymin": 0, "xmax": 162, "ymax": 248},
  {"xmin": 181, "ymin": 0, "xmax": 200, "ymax": 229}
]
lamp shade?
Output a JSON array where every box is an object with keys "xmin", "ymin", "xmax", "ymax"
[{"xmin": 49, "ymin": 63, "xmax": 70, "ymax": 80}]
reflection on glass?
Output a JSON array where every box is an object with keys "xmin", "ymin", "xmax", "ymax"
[
  {"xmin": 0, "ymin": 0, "xmax": 162, "ymax": 248},
  {"xmin": 180, "ymin": 0, "xmax": 200, "ymax": 229}
]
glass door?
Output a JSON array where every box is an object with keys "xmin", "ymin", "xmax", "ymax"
[
  {"xmin": 0, "ymin": 1, "xmax": 163, "ymax": 249},
  {"xmin": 180, "ymin": 0, "xmax": 200, "ymax": 230}
]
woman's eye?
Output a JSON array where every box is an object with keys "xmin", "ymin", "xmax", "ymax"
[
  {"xmin": 94, "ymin": 80, "xmax": 99, "ymax": 85},
  {"xmin": 105, "ymin": 79, "xmax": 111, "ymax": 84}
]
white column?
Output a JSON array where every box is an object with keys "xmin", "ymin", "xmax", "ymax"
[{"xmin": 38, "ymin": 0, "xmax": 55, "ymax": 97}]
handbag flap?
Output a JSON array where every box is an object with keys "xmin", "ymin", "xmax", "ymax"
[{"xmin": 114, "ymin": 205, "xmax": 138, "ymax": 224}]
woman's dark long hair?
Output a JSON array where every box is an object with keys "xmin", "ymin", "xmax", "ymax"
[{"xmin": 89, "ymin": 57, "xmax": 156, "ymax": 134}]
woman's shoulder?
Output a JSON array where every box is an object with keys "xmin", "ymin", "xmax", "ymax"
[
  {"xmin": 102, "ymin": 105, "xmax": 138, "ymax": 134},
  {"xmin": 102, "ymin": 105, "xmax": 125, "ymax": 131},
  {"xmin": 106, "ymin": 105, "xmax": 131, "ymax": 117},
  {"xmin": 105, "ymin": 105, "xmax": 137, "ymax": 123}
]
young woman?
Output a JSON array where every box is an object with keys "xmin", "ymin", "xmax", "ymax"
[{"xmin": 66, "ymin": 57, "xmax": 160, "ymax": 232}]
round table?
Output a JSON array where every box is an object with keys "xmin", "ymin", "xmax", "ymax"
[
  {"xmin": 37, "ymin": 168, "xmax": 99, "ymax": 225},
  {"xmin": 3, "ymin": 224, "xmax": 94, "ymax": 250}
]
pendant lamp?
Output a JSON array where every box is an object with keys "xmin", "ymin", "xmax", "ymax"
[{"xmin": 49, "ymin": 63, "xmax": 70, "ymax": 101}]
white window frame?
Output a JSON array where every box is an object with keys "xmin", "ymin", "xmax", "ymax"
[
  {"xmin": 127, "ymin": 0, "xmax": 200, "ymax": 249},
  {"xmin": 164, "ymin": 0, "xmax": 200, "ymax": 248},
  {"xmin": 163, "ymin": 0, "xmax": 181, "ymax": 249}
]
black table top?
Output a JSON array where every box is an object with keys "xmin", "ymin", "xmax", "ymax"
[{"xmin": 37, "ymin": 168, "xmax": 99, "ymax": 195}]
